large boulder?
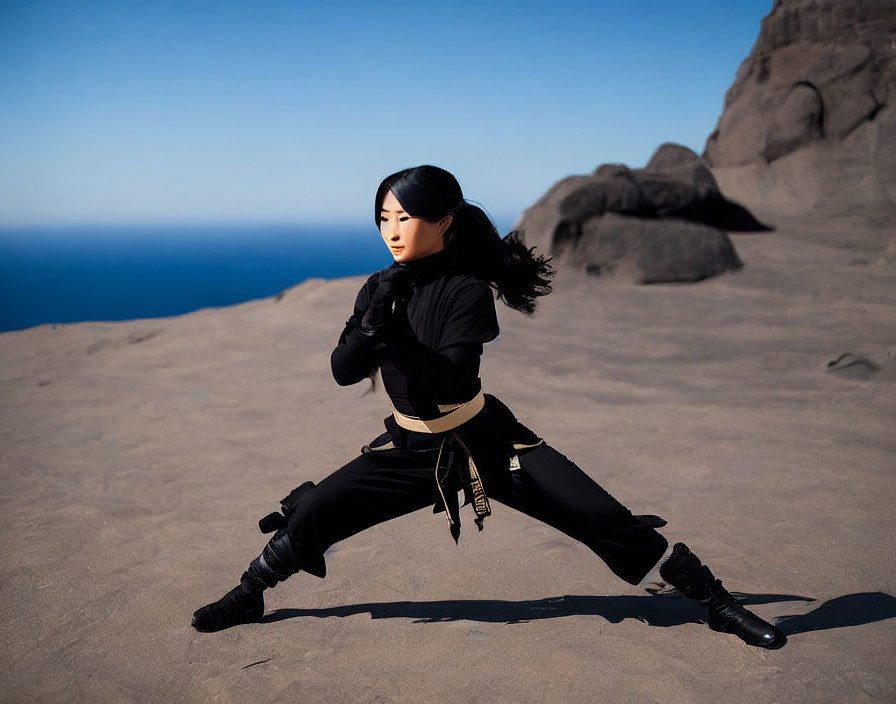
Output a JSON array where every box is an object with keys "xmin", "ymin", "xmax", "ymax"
[
  {"xmin": 553, "ymin": 214, "xmax": 743, "ymax": 284},
  {"xmin": 703, "ymin": 0, "xmax": 896, "ymax": 218},
  {"xmin": 515, "ymin": 144, "xmax": 763, "ymax": 283}
]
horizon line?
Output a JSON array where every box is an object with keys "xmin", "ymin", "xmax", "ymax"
[{"xmin": 0, "ymin": 212, "xmax": 522, "ymax": 232}]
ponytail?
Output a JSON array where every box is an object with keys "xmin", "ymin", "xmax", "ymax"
[{"xmin": 449, "ymin": 203, "xmax": 554, "ymax": 316}]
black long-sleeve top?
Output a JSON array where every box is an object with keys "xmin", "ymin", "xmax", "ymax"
[{"xmin": 330, "ymin": 248, "xmax": 500, "ymax": 418}]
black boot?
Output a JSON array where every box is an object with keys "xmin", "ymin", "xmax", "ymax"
[
  {"xmin": 191, "ymin": 529, "xmax": 301, "ymax": 633},
  {"xmin": 659, "ymin": 543, "xmax": 787, "ymax": 649}
]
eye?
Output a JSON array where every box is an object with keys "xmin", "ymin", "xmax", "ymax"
[
  {"xmin": 399, "ymin": 216, "xmax": 410, "ymax": 222},
  {"xmin": 379, "ymin": 216, "xmax": 388, "ymax": 222}
]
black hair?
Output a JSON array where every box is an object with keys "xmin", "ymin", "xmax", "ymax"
[{"xmin": 375, "ymin": 165, "xmax": 554, "ymax": 315}]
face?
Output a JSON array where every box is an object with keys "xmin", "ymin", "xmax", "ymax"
[{"xmin": 379, "ymin": 190, "xmax": 452, "ymax": 263}]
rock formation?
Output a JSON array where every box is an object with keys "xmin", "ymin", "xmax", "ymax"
[
  {"xmin": 704, "ymin": 0, "xmax": 896, "ymax": 218},
  {"xmin": 514, "ymin": 144, "xmax": 766, "ymax": 284},
  {"xmin": 515, "ymin": 0, "xmax": 895, "ymax": 281}
]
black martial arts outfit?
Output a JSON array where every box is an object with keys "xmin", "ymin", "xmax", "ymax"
[{"xmin": 280, "ymin": 248, "xmax": 668, "ymax": 586}]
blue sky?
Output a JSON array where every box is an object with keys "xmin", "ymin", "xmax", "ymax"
[{"xmin": 0, "ymin": 0, "xmax": 772, "ymax": 228}]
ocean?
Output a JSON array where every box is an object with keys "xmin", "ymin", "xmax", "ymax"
[{"xmin": 0, "ymin": 224, "xmax": 393, "ymax": 333}]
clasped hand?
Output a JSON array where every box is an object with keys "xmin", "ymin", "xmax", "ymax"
[{"xmin": 359, "ymin": 263, "xmax": 414, "ymax": 337}]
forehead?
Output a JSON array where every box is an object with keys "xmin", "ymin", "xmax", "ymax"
[{"xmin": 381, "ymin": 190, "xmax": 406, "ymax": 212}]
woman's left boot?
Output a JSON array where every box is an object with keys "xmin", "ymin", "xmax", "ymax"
[
  {"xmin": 191, "ymin": 529, "xmax": 300, "ymax": 633},
  {"xmin": 659, "ymin": 542, "xmax": 787, "ymax": 649}
]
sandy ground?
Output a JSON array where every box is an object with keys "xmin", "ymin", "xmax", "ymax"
[{"xmin": 1, "ymin": 214, "xmax": 894, "ymax": 703}]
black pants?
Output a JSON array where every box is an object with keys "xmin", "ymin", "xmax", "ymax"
[{"xmin": 284, "ymin": 443, "xmax": 668, "ymax": 586}]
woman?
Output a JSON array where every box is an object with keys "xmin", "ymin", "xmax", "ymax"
[{"xmin": 192, "ymin": 165, "xmax": 786, "ymax": 649}]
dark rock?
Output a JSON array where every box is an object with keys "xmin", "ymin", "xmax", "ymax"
[
  {"xmin": 555, "ymin": 214, "xmax": 742, "ymax": 284},
  {"xmin": 826, "ymin": 353, "xmax": 881, "ymax": 381},
  {"xmin": 556, "ymin": 144, "xmax": 769, "ymax": 230},
  {"xmin": 559, "ymin": 166, "xmax": 644, "ymax": 222},
  {"xmin": 704, "ymin": 0, "xmax": 896, "ymax": 217},
  {"xmin": 762, "ymin": 82, "xmax": 824, "ymax": 163},
  {"xmin": 642, "ymin": 143, "xmax": 721, "ymax": 200},
  {"xmin": 515, "ymin": 144, "xmax": 762, "ymax": 283}
]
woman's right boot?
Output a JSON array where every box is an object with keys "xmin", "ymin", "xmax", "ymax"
[{"xmin": 191, "ymin": 528, "xmax": 300, "ymax": 633}]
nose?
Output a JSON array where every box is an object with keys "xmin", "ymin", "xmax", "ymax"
[{"xmin": 388, "ymin": 222, "xmax": 400, "ymax": 240}]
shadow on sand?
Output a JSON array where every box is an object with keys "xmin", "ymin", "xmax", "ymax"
[
  {"xmin": 774, "ymin": 592, "xmax": 896, "ymax": 635},
  {"xmin": 266, "ymin": 591, "xmax": 895, "ymax": 635}
]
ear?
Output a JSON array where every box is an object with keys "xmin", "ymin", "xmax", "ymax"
[{"xmin": 438, "ymin": 215, "xmax": 453, "ymax": 236}]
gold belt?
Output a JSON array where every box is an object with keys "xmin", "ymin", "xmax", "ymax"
[
  {"xmin": 390, "ymin": 390, "xmax": 485, "ymax": 434},
  {"xmin": 390, "ymin": 391, "xmax": 489, "ymax": 542}
]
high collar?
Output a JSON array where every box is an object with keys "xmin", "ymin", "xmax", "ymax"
[{"xmin": 403, "ymin": 247, "xmax": 458, "ymax": 287}]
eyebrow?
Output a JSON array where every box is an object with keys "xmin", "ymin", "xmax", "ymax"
[{"xmin": 380, "ymin": 207, "xmax": 406, "ymax": 214}]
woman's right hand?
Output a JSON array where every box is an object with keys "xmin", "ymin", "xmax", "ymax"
[{"xmin": 359, "ymin": 264, "xmax": 414, "ymax": 336}]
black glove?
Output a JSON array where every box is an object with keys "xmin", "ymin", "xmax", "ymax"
[{"xmin": 359, "ymin": 263, "xmax": 414, "ymax": 336}]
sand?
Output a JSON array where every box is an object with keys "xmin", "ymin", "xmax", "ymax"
[{"xmin": 1, "ymin": 214, "xmax": 894, "ymax": 703}]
